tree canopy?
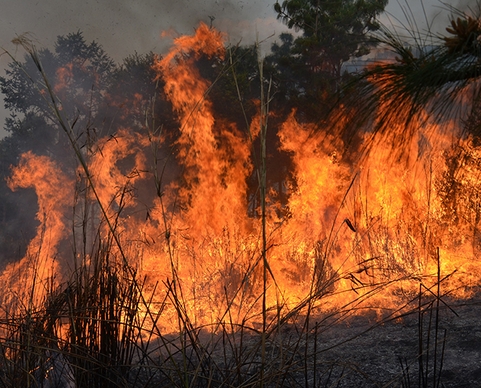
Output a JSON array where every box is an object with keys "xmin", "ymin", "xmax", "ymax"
[
  {"xmin": 274, "ymin": 0, "xmax": 387, "ymax": 79},
  {"xmin": 0, "ymin": 32, "xmax": 116, "ymax": 158},
  {"xmin": 268, "ymin": 0, "xmax": 388, "ymax": 119}
]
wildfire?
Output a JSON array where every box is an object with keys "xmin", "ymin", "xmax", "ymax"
[
  {"xmin": 2, "ymin": 22, "xmax": 480, "ymax": 333},
  {"xmin": 1, "ymin": 152, "xmax": 72, "ymax": 309}
]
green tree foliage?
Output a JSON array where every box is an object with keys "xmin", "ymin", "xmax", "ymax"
[
  {"xmin": 0, "ymin": 32, "xmax": 115, "ymax": 159},
  {"xmin": 275, "ymin": 0, "xmax": 387, "ymax": 78},
  {"xmin": 272, "ymin": 0, "xmax": 387, "ymax": 118}
]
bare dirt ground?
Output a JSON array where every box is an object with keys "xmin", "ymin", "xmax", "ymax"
[
  {"xmin": 311, "ymin": 295, "xmax": 481, "ymax": 387},
  {"xmin": 149, "ymin": 292, "xmax": 481, "ymax": 387}
]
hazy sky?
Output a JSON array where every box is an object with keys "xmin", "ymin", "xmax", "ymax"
[{"xmin": 0, "ymin": 0, "xmax": 477, "ymax": 137}]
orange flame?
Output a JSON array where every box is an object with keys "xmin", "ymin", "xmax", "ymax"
[
  {"xmin": 2, "ymin": 23, "xmax": 480, "ymax": 331},
  {"xmin": 2, "ymin": 152, "xmax": 72, "ymax": 308}
]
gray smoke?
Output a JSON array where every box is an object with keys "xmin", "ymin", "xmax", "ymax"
[
  {"xmin": 0, "ymin": 0, "xmax": 282, "ymax": 62},
  {"xmin": 0, "ymin": 0, "xmax": 286, "ymax": 138},
  {"xmin": 454, "ymin": 0, "xmax": 479, "ymax": 12}
]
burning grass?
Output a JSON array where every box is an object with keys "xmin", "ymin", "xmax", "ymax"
[{"xmin": 0, "ymin": 21, "xmax": 480, "ymax": 387}]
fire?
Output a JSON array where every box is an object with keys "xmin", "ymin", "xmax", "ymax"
[
  {"xmin": 2, "ymin": 22, "xmax": 480, "ymax": 332},
  {"xmin": 54, "ymin": 63, "xmax": 74, "ymax": 93},
  {"xmin": 1, "ymin": 152, "xmax": 72, "ymax": 309},
  {"xmin": 152, "ymin": 23, "xmax": 252, "ymax": 237},
  {"xmin": 88, "ymin": 128, "xmax": 148, "ymax": 215}
]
